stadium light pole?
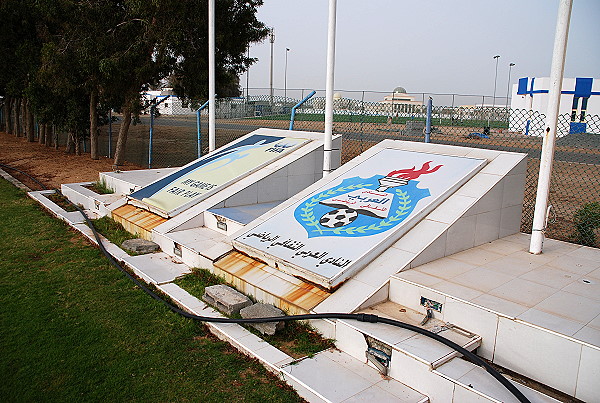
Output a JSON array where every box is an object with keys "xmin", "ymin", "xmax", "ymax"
[
  {"xmin": 269, "ymin": 28, "xmax": 275, "ymax": 106},
  {"xmin": 506, "ymin": 63, "xmax": 515, "ymax": 108},
  {"xmin": 208, "ymin": 0, "xmax": 216, "ymax": 152},
  {"xmin": 492, "ymin": 55, "xmax": 500, "ymax": 108},
  {"xmin": 284, "ymin": 48, "xmax": 290, "ymax": 103}
]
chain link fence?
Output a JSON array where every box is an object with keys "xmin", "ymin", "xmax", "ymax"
[{"xmin": 108, "ymin": 90, "xmax": 600, "ymax": 248}]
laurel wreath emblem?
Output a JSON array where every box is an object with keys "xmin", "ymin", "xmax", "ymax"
[{"xmin": 298, "ymin": 183, "xmax": 412, "ymax": 236}]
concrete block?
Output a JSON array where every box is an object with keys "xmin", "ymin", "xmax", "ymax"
[
  {"xmin": 121, "ymin": 238, "xmax": 160, "ymax": 254},
  {"xmin": 240, "ymin": 303, "xmax": 285, "ymax": 335},
  {"xmin": 202, "ymin": 285, "xmax": 252, "ymax": 316}
]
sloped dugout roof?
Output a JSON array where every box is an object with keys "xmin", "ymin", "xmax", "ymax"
[{"xmin": 129, "ymin": 132, "xmax": 309, "ymax": 217}]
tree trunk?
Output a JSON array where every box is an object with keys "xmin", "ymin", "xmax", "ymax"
[
  {"xmin": 75, "ymin": 131, "xmax": 81, "ymax": 155},
  {"xmin": 4, "ymin": 97, "xmax": 12, "ymax": 134},
  {"xmin": 113, "ymin": 105, "xmax": 132, "ymax": 167},
  {"xmin": 39, "ymin": 123, "xmax": 46, "ymax": 144},
  {"xmin": 26, "ymin": 100, "xmax": 35, "ymax": 142},
  {"xmin": 19, "ymin": 98, "xmax": 25, "ymax": 137},
  {"xmin": 54, "ymin": 126, "xmax": 59, "ymax": 150},
  {"xmin": 12, "ymin": 98, "xmax": 20, "ymax": 136},
  {"xmin": 65, "ymin": 131, "xmax": 75, "ymax": 153},
  {"xmin": 89, "ymin": 88, "xmax": 99, "ymax": 159},
  {"xmin": 44, "ymin": 124, "xmax": 52, "ymax": 147}
]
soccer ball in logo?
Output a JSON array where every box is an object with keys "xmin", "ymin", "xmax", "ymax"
[{"xmin": 319, "ymin": 208, "xmax": 359, "ymax": 228}]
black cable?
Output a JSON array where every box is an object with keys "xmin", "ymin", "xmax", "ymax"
[
  {"xmin": 0, "ymin": 162, "xmax": 531, "ymax": 403},
  {"xmin": 0, "ymin": 162, "xmax": 48, "ymax": 190}
]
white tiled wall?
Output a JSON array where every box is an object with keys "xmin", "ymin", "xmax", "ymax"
[
  {"xmin": 494, "ymin": 316, "xmax": 582, "ymax": 396},
  {"xmin": 576, "ymin": 345, "xmax": 600, "ymax": 402},
  {"xmin": 389, "ymin": 273, "xmax": 600, "ymax": 400}
]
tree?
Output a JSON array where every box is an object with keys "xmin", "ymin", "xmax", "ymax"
[
  {"xmin": 105, "ymin": 0, "xmax": 269, "ymax": 166},
  {"xmin": 0, "ymin": 0, "xmax": 268, "ymax": 166},
  {"xmin": 0, "ymin": 0, "xmax": 42, "ymax": 140}
]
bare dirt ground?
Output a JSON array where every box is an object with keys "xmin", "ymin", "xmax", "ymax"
[{"xmin": 0, "ymin": 131, "xmax": 143, "ymax": 189}]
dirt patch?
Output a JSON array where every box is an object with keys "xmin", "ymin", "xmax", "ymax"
[{"xmin": 0, "ymin": 131, "xmax": 143, "ymax": 190}]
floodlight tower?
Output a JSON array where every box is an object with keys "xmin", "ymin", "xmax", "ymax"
[
  {"xmin": 269, "ymin": 28, "xmax": 275, "ymax": 106},
  {"xmin": 506, "ymin": 63, "xmax": 515, "ymax": 108},
  {"xmin": 492, "ymin": 55, "xmax": 500, "ymax": 109},
  {"xmin": 284, "ymin": 48, "xmax": 290, "ymax": 103}
]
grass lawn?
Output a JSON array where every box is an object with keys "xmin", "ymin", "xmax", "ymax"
[
  {"xmin": 251, "ymin": 113, "xmax": 509, "ymax": 128},
  {"xmin": 0, "ymin": 178, "xmax": 301, "ymax": 402},
  {"xmin": 175, "ymin": 271, "xmax": 334, "ymax": 359}
]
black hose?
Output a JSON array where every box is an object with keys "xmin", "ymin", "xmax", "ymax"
[
  {"xmin": 0, "ymin": 163, "xmax": 48, "ymax": 190},
  {"xmin": 0, "ymin": 162, "xmax": 531, "ymax": 403}
]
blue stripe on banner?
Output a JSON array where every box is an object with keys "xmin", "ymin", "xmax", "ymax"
[
  {"xmin": 517, "ymin": 77, "xmax": 528, "ymax": 95},
  {"xmin": 575, "ymin": 78, "xmax": 593, "ymax": 98}
]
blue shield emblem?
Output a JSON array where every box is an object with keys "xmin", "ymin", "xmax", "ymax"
[{"xmin": 294, "ymin": 174, "xmax": 430, "ymax": 238}]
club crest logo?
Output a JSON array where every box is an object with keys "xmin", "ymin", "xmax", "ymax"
[{"xmin": 294, "ymin": 162, "xmax": 442, "ymax": 238}]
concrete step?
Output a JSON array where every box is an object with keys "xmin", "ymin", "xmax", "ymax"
[
  {"xmin": 112, "ymin": 204, "xmax": 167, "ymax": 241},
  {"xmin": 280, "ymin": 349, "xmax": 428, "ymax": 403},
  {"xmin": 434, "ymin": 358, "xmax": 560, "ymax": 403},
  {"xmin": 122, "ymin": 252, "xmax": 191, "ymax": 285},
  {"xmin": 336, "ymin": 301, "xmax": 481, "ymax": 374},
  {"xmin": 61, "ymin": 182, "xmax": 125, "ymax": 217},
  {"xmin": 153, "ymin": 226, "xmax": 228, "ymax": 268},
  {"xmin": 205, "ymin": 201, "xmax": 282, "ymax": 235},
  {"xmin": 334, "ymin": 300, "xmax": 559, "ymax": 402}
]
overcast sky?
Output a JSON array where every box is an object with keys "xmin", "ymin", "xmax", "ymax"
[{"xmin": 241, "ymin": 0, "xmax": 599, "ymax": 100}]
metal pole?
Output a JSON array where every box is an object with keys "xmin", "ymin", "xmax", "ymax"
[
  {"xmin": 269, "ymin": 28, "xmax": 275, "ymax": 107},
  {"xmin": 147, "ymin": 95, "xmax": 170, "ymax": 169},
  {"xmin": 208, "ymin": 0, "xmax": 216, "ymax": 152},
  {"xmin": 323, "ymin": 0, "xmax": 337, "ymax": 177},
  {"xmin": 149, "ymin": 106, "xmax": 154, "ymax": 168},
  {"xmin": 506, "ymin": 63, "xmax": 515, "ymax": 108},
  {"xmin": 289, "ymin": 91, "xmax": 316, "ymax": 130},
  {"xmin": 108, "ymin": 109, "xmax": 112, "ymax": 158},
  {"xmin": 425, "ymin": 97, "xmax": 432, "ymax": 143},
  {"xmin": 245, "ymin": 45, "xmax": 250, "ymax": 102},
  {"xmin": 284, "ymin": 48, "xmax": 290, "ymax": 107},
  {"xmin": 360, "ymin": 90, "xmax": 365, "ymax": 152},
  {"xmin": 530, "ymin": 0, "xmax": 572, "ymax": 254},
  {"xmin": 492, "ymin": 55, "xmax": 500, "ymax": 108},
  {"xmin": 196, "ymin": 100, "xmax": 210, "ymax": 158}
]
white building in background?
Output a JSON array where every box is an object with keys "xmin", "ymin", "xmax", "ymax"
[
  {"xmin": 510, "ymin": 77, "xmax": 600, "ymax": 136},
  {"xmin": 380, "ymin": 87, "xmax": 423, "ymax": 114},
  {"xmin": 143, "ymin": 89, "xmax": 196, "ymax": 115}
]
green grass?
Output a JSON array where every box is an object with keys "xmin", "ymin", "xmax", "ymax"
[
  {"xmin": 86, "ymin": 180, "xmax": 114, "ymax": 195},
  {"xmin": 251, "ymin": 113, "xmax": 509, "ymax": 128},
  {"xmin": 175, "ymin": 268, "xmax": 228, "ymax": 297},
  {"xmin": 0, "ymin": 178, "xmax": 302, "ymax": 402},
  {"xmin": 175, "ymin": 269, "xmax": 335, "ymax": 359},
  {"xmin": 91, "ymin": 216, "xmax": 139, "ymax": 250}
]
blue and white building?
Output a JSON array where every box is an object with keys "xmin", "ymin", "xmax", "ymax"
[{"xmin": 510, "ymin": 77, "xmax": 600, "ymax": 135}]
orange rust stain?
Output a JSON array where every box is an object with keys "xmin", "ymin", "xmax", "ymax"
[
  {"xmin": 215, "ymin": 252, "xmax": 266, "ymax": 272},
  {"xmin": 112, "ymin": 204, "xmax": 167, "ymax": 240},
  {"xmin": 214, "ymin": 251, "xmax": 330, "ymax": 311},
  {"xmin": 284, "ymin": 287, "xmax": 313, "ymax": 303}
]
